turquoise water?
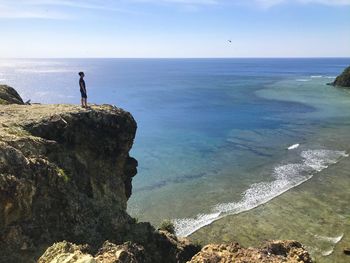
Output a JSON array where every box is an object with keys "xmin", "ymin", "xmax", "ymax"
[{"xmin": 1, "ymin": 58, "xmax": 349, "ymax": 244}]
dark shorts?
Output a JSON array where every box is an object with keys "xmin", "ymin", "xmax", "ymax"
[{"xmin": 80, "ymin": 90, "xmax": 87, "ymax": 99}]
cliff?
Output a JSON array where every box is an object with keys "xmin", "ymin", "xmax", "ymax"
[
  {"xmin": 0, "ymin": 85, "xmax": 313, "ymax": 263},
  {"xmin": 0, "ymin": 85, "xmax": 198, "ymax": 263},
  {"xmin": 332, "ymin": 66, "xmax": 350, "ymax": 87}
]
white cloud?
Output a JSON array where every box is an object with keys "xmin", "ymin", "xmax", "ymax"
[
  {"xmin": 130, "ymin": 0, "xmax": 218, "ymax": 4},
  {"xmin": 0, "ymin": 0, "xmax": 349, "ymax": 19},
  {"xmin": 0, "ymin": 0, "xmax": 69, "ymax": 19},
  {"xmin": 254, "ymin": 0, "xmax": 350, "ymax": 7},
  {"xmin": 136, "ymin": 0, "xmax": 350, "ymax": 6},
  {"xmin": 131, "ymin": 0, "xmax": 350, "ymax": 6},
  {"xmin": 0, "ymin": 0, "xmax": 139, "ymax": 19}
]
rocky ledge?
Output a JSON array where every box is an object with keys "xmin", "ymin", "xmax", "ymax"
[
  {"xmin": 0, "ymin": 85, "xmax": 198, "ymax": 263},
  {"xmin": 331, "ymin": 66, "xmax": 350, "ymax": 87},
  {"xmin": 189, "ymin": 240, "xmax": 312, "ymax": 263},
  {"xmin": 0, "ymin": 85, "xmax": 313, "ymax": 263}
]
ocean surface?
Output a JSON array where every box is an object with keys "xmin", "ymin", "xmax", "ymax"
[{"xmin": 1, "ymin": 58, "xmax": 350, "ymax": 261}]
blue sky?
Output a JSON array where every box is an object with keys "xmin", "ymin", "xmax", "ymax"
[{"xmin": 0, "ymin": 0, "xmax": 349, "ymax": 58}]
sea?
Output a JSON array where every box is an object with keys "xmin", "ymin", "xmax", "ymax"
[{"xmin": 1, "ymin": 58, "xmax": 350, "ymax": 262}]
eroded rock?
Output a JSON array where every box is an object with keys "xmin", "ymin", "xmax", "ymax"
[
  {"xmin": 188, "ymin": 240, "xmax": 313, "ymax": 263},
  {"xmin": 0, "ymin": 103, "xmax": 139, "ymax": 261},
  {"xmin": 0, "ymin": 94, "xmax": 199, "ymax": 262}
]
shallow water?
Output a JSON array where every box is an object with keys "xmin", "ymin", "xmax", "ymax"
[
  {"xmin": 1, "ymin": 58, "xmax": 349, "ymax": 261},
  {"xmin": 190, "ymin": 124, "xmax": 350, "ymax": 263}
]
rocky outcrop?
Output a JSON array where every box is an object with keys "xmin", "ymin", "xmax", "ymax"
[
  {"xmin": 0, "ymin": 85, "xmax": 24, "ymax": 104},
  {"xmin": 38, "ymin": 241, "xmax": 145, "ymax": 263},
  {"xmin": 0, "ymin": 86, "xmax": 313, "ymax": 263},
  {"xmin": 332, "ymin": 66, "xmax": 350, "ymax": 87},
  {"xmin": 189, "ymin": 240, "xmax": 312, "ymax": 263},
  {"xmin": 39, "ymin": 231, "xmax": 199, "ymax": 263},
  {"xmin": 0, "ymin": 86, "xmax": 199, "ymax": 263}
]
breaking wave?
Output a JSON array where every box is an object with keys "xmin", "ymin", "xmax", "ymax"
[
  {"xmin": 174, "ymin": 149, "xmax": 348, "ymax": 237},
  {"xmin": 288, "ymin": 143, "xmax": 300, "ymax": 150},
  {"xmin": 315, "ymin": 233, "xmax": 344, "ymax": 244},
  {"xmin": 315, "ymin": 234, "xmax": 344, "ymax": 257}
]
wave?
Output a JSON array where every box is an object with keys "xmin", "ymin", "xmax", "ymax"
[
  {"xmin": 288, "ymin": 143, "xmax": 299, "ymax": 150},
  {"xmin": 310, "ymin": 75, "xmax": 336, "ymax": 79},
  {"xmin": 315, "ymin": 234, "xmax": 344, "ymax": 257},
  {"xmin": 315, "ymin": 234, "xmax": 344, "ymax": 244},
  {"xmin": 174, "ymin": 149, "xmax": 348, "ymax": 237},
  {"xmin": 322, "ymin": 249, "xmax": 333, "ymax": 256},
  {"xmin": 296, "ymin": 79, "xmax": 310, "ymax": 82}
]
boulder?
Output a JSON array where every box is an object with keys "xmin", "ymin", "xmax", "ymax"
[{"xmin": 0, "ymin": 85, "xmax": 24, "ymax": 105}]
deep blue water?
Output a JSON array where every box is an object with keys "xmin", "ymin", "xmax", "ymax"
[{"xmin": 1, "ymin": 58, "xmax": 350, "ymax": 236}]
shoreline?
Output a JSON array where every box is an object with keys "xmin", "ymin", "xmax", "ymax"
[{"xmin": 189, "ymin": 152, "xmax": 350, "ymax": 262}]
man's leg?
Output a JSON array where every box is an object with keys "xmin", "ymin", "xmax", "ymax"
[{"xmin": 81, "ymin": 98, "xmax": 84, "ymax": 107}]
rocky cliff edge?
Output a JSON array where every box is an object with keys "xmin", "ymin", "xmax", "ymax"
[
  {"xmin": 0, "ymin": 85, "xmax": 313, "ymax": 263},
  {"xmin": 0, "ymin": 85, "xmax": 198, "ymax": 263}
]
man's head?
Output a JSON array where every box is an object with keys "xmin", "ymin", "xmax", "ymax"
[{"xmin": 79, "ymin": 72, "xmax": 85, "ymax": 78}]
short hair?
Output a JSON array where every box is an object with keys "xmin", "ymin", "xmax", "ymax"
[{"xmin": 79, "ymin": 72, "xmax": 84, "ymax": 76}]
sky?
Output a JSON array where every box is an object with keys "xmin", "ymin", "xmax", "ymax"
[{"xmin": 0, "ymin": 0, "xmax": 349, "ymax": 58}]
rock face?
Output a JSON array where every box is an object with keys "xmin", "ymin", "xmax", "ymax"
[
  {"xmin": 0, "ymin": 85, "xmax": 24, "ymax": 105},
  {"xmin": 332, "ymin": 66, "xmax": 350, "ymax": 87},
  {"xmin": 189, "ymin": 240, "xmax": 313, "ymax": 263},
  {"xmin": 0, "ymin": 86, "xmax": 199, "ymax": 263}
]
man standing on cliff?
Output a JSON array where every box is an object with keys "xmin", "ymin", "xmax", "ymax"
[{"xmin": 79, "ymin": 72, "xmax": 88, "ymax": 108}]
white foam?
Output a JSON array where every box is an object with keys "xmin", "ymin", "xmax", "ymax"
[
  {"xmin": 302, "ymin": 150, "xmax": 347, "ymax": 172},
  {"xmin": 315, "ymin": 234, "xmax": 344, "ymax": 244},
  {"xmin": 174, "ymin": 212, "xmax": 221, "ymax": 237},
  {"xmin": 174, "ymin": 149, "xmax": 348, "ymax": 237},
  {"xmin": 288, "ymin": 143, "xmax": 300, "ymax": 150},
  {"xmin": 296, "ymin": 79, "xmax": 310, "ymax": 82},
  {"xmin": 315, "ymin": 234, "xmax": 344, "ymax": 257},
  {"xmin": 311, "ymin": 75, "xmax": 323, "ymax": 78},
  {"xmin": 322, "ymin": 249, "xmax": 334, "ymax": 256}
]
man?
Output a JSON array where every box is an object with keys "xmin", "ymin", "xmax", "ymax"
[{"xmin": 79, "ymin": 72, "xmax": 88, "ymax": 108}]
